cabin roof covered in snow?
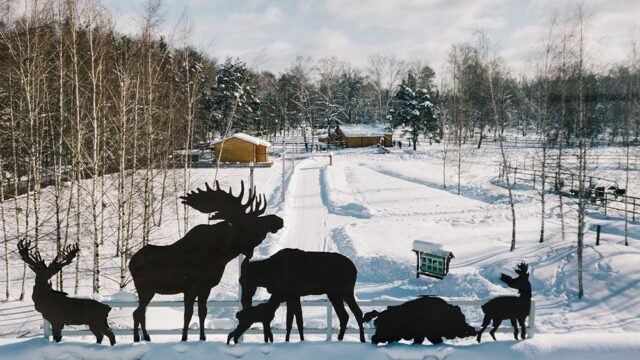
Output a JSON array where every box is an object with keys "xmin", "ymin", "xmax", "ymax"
[
  {"xmin": 412, "ymin": 240, "xmax": 454, "ymax": 258},
  {"xmin": 337, "ymin": 124, "xmax": 391, "ymax": 137},
  {"xmin": 210, "ymin": 133, "xmax": 271, "ymax": 147}
]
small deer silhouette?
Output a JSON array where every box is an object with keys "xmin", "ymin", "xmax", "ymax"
[
  {"xmin": 476, "ymin": 262, "xmax": 531, "ymax": 342},
  {"xmin": 17, "ymin": 239, "xmax": 115, "ymax": 345}
]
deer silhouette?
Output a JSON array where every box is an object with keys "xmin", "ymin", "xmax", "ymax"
[
  {"xmin": 17, "ymin": 240, "xmax": 115, "ymax": 345},
  {"xmin": 227, "ymin": 294, "xmax": 283, "ymax": 344},
  {"xmin": 240, "ymin": 248, "xmax": 366, "ymax": 342},
  {"xmin": 476, "ymin": 262, "xmax": 531, "ymax": 342},
  {"xmin": 128, "ymin": 181, "xmax": 284, "ymax": 342}
]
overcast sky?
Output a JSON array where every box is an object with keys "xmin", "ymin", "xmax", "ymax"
[{"xmin": 103, "ymin": 0, "xmax": 640, "ymax": 76}]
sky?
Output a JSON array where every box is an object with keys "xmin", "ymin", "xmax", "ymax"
[{"xmin": 102, "ymin": 0, "xmax": 640, "ymax": 77}]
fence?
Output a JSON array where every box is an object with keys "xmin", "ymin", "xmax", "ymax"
[
  {"xmin": 43, "ymin": 298, "xmax": 536, "ymax": 341},
  {"xmin": 499, "ymin": 162, "xmax": 639, "ymax": 221}
]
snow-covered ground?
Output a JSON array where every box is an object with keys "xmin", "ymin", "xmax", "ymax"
[{"xmin": 1, "ymin": 143, "xmax": 639, "ymax": 359}]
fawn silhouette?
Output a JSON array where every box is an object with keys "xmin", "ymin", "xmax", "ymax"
[
  {"xmin": 227, "ymin": 294, "xmax": 283, "ymax": 344},
  {"xmin": 129, "ymin": 181, "xmax": 283, "ymax": 342},
  {"xmin": 17, "ymin": 240, "xmax": 115, "ymax": 345},
  {"xmin": 476, "ymin": 262, "xmax": 531, "ymax": 342}
]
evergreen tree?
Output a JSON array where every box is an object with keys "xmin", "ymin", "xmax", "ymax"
[
  {"xmin": 205, "ymin": 58, "xmax": 260, "ymax": 136},
  {"xmin": 389, "ymin": 72, "xmax": 438, "ymax": 150}
]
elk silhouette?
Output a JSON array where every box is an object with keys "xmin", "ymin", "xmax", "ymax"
[
  {"xmin": 128, "ymin": 181, "xmax": 284, "ymax": 342},
  {"xmin": 240, "ymin": 248, "xmax": 366, "ymax": 342},
  {"xmin": 476, "ymin": 262, "xmax": 531, "ymax": 342},
  {"xmin": 17, "ymin": 240, "xmax": 115, "ymax": 345}
]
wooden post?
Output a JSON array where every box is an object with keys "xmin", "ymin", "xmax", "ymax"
[
  {"xmin": 632, "ymin": 198, "xmax": 636, "ymax": 222},
  {"xmin": 571, "ymin": 174, "xmax": 574, "ymax": 190},
  {"xmin": 596, "ymin": 225, "xmax": 601, "ymax": 246},
  {"xmin": 43, "ymin": 319, "xmax": 51, "ymax": 340},
  {"xmin": 329, "ymin": 153, "xmax": 333, "ymax": 166},
  {"xmin": 533, "ymin": 169, "xmax": 536, "ymax": 189},
  {"xmin": 326, "ymin": 301, "xmax": 333, "ymax": 341}
]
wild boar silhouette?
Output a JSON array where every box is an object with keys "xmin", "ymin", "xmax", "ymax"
[{"xmin": 364, "ymin": 296, "xmax": 476, "ymax": 345}]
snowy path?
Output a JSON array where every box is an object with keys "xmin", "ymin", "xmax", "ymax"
[{"xmin": 277, "ymin": 158, "xmax": 330, "ymax": 252}]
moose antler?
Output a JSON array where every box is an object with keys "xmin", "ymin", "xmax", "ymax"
[
  {"xmin": 48, "ymin": 244, "xmax": 79, "ymax": 273},
  {"xmin": 17, "ymin": 239, "xmax": 46, "ymax": 271},
  {"xmin": 179, "ymin": 180, "xmax": 267, "ymax": 222}
]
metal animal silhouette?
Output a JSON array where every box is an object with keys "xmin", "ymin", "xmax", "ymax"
[
  {"xmin": 476, "ymin": 262, "xmax": 531, "ymax": 342},
  {"xmin": 129, "ymin": 181, "xmax": 284, "ymax": 342},
  {"xmin": 227, "ymin": 294, "xmax": 283, "ymax": 344},
  {"xmin": 363, "ymin": 296, "xmax": 476, "ymax": 345},
  {"xmin": 17, "ymin": 240, "xmax": 115, "ymax": 345},
  {"xmin": 240, "ymin": 248, "xmax": 366, "ymax": 342}
]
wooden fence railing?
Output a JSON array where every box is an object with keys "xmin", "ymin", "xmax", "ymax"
[
  {"xmin": 44, "ymin": 298, "xmax": 536, "ymax": 341},
  {"xmin": 499, "ymin": 162, "xmax": 639, "ymax": 221}
]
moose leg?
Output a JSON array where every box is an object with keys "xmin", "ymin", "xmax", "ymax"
[
  {"xmin": 518, "ymin": 317, "xmax": 526, "ymax": 339},
  {"xmin": 344, "ymin": 294, "xmax": 365, "ymax": 343},
  {"xmin": 489, "ymin": 319, "xmax": 502, "ymax": 341},
  {"xmin": 182, "ymin": 292, "xmax": 197, "ymax": 341},
  {"xmin": 285, "ymin": 300, "xmax": 294, "ymax": 342},
  {"xmin": 510, "ymin": 318, "xmax": 519, "ymax": 340},
  {"xmin": 476, "ymin": 315, "xmax": 491, "ymax": 343},
  {"xmin": 133, "ymin": 291, "xmax": 154, "ymax": 342},
  {"xmin": 51, "ymin": 322, "xmax": 63, "ymax": 343},
  {"xmin": 293, "ymin": 298, "xmax": 304, "ymax": 341},
  {"xmin": 197, "ymin": 289, "xmax": 212, "ymax": 341},
  {"xmin": 328, "ymin": 294, "xmax": 349, "ymax": 341}
]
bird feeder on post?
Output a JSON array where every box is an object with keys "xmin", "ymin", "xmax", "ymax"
[{"xmin": 412, "ymin": 240, "xmax": 454, "ymax": 280}]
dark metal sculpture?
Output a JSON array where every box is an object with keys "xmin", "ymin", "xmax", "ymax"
[
  {"xmin": 129, "ymin": 181, "xmax": 284, "ymax": 342},
  {"xmin": 17, "ymin": 240, "xmax": 115, "ymax": 345},
  {"xmin": 227, "ymin": 294, "xmax": 283, "ymax": 344},
  {"xmin": 476, "ymin": 262, "xmax": 531, "ymax": 342},
  {"xmin": 240, "ymin": 248, "xmax": 366, "ymax": 342},
  {"xmin": 363, "ymin": 296, "xmax": 476, "ymax": 345}
]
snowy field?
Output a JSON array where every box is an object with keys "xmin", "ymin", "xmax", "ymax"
[{"xmin": 1, "ymin": 143, "xmax": 639, "ymax": 359}]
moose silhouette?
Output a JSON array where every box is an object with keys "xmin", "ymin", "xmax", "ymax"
[
  {"xmin": 128, "ymin": 181, "xmax": 284, "ymax": 342},
  {"xmin": 240, "ymin": 248, "xmax": 366, "ymax": 342},
  {"xmin": 477, "ymin": 262, "xmax": 531, "ymax": 342},
  {"xmin": 17, "ymin": 240, "xmax": 115, "ymax": 345}
]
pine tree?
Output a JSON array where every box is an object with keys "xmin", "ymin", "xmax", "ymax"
[
  {"xmin": 389, "ymin": 72, "xmax": 438, "ymax": 150},
  {"xmin": 206, "ymin": 58, "xmax": 260, "ymax": 135}
]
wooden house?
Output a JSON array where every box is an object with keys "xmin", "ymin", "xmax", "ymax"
[
  {"xmin": 332, "ymin": 124, "xmax": 393, "ymax": 148},
  {"xmin": 210, "ymin": 133, "xmax": 271, "ymax": 163},
  {"xmin": 412, "ymin": 240, "xmax": 454, "ymax": 280}
]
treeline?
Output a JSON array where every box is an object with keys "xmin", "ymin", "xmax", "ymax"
[
  {"xmin": 0, "ymin": 0, "xmax": 218, "ymax": 297},
  {"xmin": 0, "ymin": 0, "xmax": 638, "ymax": 299}
]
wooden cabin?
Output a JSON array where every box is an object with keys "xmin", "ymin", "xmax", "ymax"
[
  {"xmin": 412, "ymin": 240, "xmax": 454, "ymax": 280},
  {"xmin": 332, "ymin": 124, "xmax": 393, "ymax": 148},
  {"xmin": 210, "ymin": 133, "xmax": 271, "ymax": 163}
]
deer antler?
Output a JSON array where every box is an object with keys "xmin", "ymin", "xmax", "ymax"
[
  {"xmin": 17, "ymin": 239, "xmax": 46, "ymax": 271},
  {"xmin": 180, "ymin": 180, "xmax": 267, "ymax": 222},
  {"xmin": 515, "ymin": 262, "xmax": 528, "ymax": 275},
  {"xmin": 48, "ymin": 244, "xmax": 79, "ymax": 273}
]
